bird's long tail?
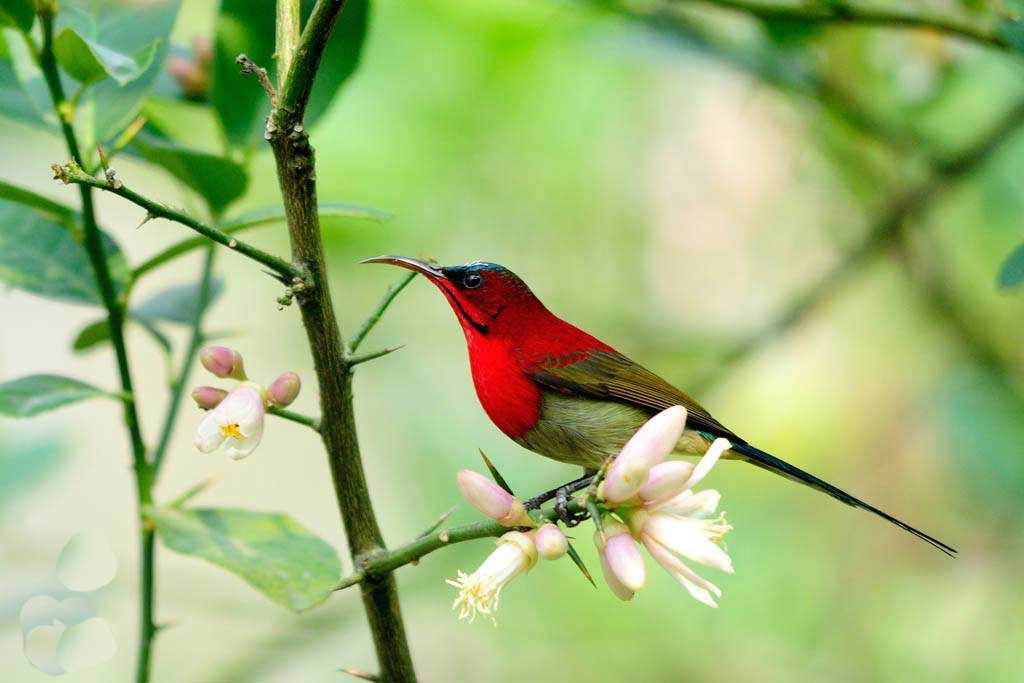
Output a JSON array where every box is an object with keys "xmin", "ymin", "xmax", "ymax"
[{"xmin": 727, "ymin": 441, "xmax": 957, "ymax": 557}]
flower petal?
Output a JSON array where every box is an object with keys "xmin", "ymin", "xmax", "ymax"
[
  {"xmin": 603, "ymin": 533, "xmax": 646, "ymax": 592},
  {"xmin": 598, "ymin": 552, "xmax": 635, "ymax": 601},
  {"xmin": 656, "ymin": 489, "xmax": 721, "ymax": 518},
  {"xmin": 642, "ymin": 536, "xmax": 721, "ymax": 607},
  {"xmin": 683, "ymin": 437, "xmax": 731, "ymax": 492},
  {"xmin": 194, "ymin": 411, "xmax": 225, "ymax": 453},
  {"xmin": 644, "ymin": 513, "xmax": 733, "ymax": 573}
]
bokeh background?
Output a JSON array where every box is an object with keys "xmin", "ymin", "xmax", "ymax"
[{"xmin": 3, "ymin": 0, "xmax": 1024, "ymax": 681}]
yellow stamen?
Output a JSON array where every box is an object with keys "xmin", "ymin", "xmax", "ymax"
[{"xmin": 220, "ymin": 423, "xmax": 243, "ymax": 439}]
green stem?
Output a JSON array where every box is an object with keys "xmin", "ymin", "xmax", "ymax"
[
  {"xmin": 151, "ymin": 247, "xmax": 218, "ymax": 475},
  {"xmin": 35, "ymin": 11, "xmax": 154, "ymax": 683},
  {"xmin": 348, "ymin": 272, "xmax": 417, "ymax": 353},
  {"xmin": 53, "ymin": 166, "xmax": 303, "ymax": 283},
  {"xmin": 267, "ymin": 405, "xmax": 321, "ymax": 431},
  {"xmin": 276, "ymin": 0, "xmax": 301, "ymax": 90}
]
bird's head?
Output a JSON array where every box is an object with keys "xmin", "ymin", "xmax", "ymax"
[{"xmin": 361, "ymin": 255, "xmax": 546, "ymax": 337}]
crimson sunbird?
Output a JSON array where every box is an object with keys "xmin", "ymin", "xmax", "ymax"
[{"xmin": 364, "ymin": 256, "xmax": 955, "ymax": 556}]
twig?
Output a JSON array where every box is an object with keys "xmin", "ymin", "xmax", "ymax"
[
  {"xmin": 151, "ymin": 247, "xmax": 217, "ymax": 474},
  {"xmin": 276, "ymin": 0, "xmax": 346, "ymax": 117},
  {"xmin": 275, "ymin": 0, "xmax": 301, "ymax": 91},
  {"xmin": 348, "ymin": 345, "xmax": 404, "ymax": 367},
  {"xmin": 236, "ymin": 54, "xmax": 277, "ymax": 105},
  {"xmin": 348, "ymin": 271, "xmax": 417, "ymax": 353},
  {"xmin": 51, "ymin": 162, "xmax": 304, "ymax": 284},
  {"xmin": 267, "ymin": 405, "xmax": 321, "ymax": 431}
]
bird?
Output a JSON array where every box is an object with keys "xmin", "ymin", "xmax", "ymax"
[{"xmin": 363, "ymin": 255, "xmax": 956, "ymax": 556}]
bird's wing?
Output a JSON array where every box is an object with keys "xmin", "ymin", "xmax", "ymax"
[{"xmin": 525, "ymin": 349, "xmax": 743, "ymax": 443}]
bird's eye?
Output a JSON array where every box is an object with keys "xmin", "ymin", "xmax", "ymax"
[{"xmin": 463, "ymin": 273, "xmax": 483, "ymax": 289}]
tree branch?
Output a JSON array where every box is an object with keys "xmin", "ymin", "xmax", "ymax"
[
  {"xmin": 51, "ymin": 163, "xmax": 304, "ymax": 284},
  {"xmin": 264, "ymin": 0, "xmax": 416, "ymax": 678},
  {"xmin": 674, "ymin": 0, "xmax": 1012, "ymax": 51}
]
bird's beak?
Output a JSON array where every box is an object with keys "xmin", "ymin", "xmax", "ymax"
[{"xmin": 360, "ymin": 255, "xmax": 447, "ymax": 280}]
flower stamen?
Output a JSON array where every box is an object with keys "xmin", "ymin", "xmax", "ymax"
[{"xmin": 220, "ymin": 423, "xmax": 243, "ymax": 439}]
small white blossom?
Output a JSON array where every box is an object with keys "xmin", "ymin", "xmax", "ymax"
[
  {"xmin": 194, "ymin": 385, "xmax": 266, "ymax": 459},
  {"xmin": 446, "ymin": 531, "xmax": 537, "ymax": 624}
]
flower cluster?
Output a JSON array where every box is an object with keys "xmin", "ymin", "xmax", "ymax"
[
  {"xmin": 446, "ymin": 471, "xmax": 568, "ymax": 623},
  {"xmin": 191, "ymin": 346, "xmax": 300, "ymax": 459},
  {"xmin": 447, "ymin": 405, "xmax": 735, "ymax": 623},
  {"xmin": 594, "ymin": 406, "xmax": 734, "ymax": 607}
]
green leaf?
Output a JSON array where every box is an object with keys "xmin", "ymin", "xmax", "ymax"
[
  {"xmin": 997, "ymin": 241, "xmax": 1024, "ymax": 289},
  {"xmin": 760, "ymin": 17, "xmax": 824, "ymax": 47},
  {"xmin": 133, "ymin": 278, "xmax": 224, "ymax": 324},
  {"xmin": 0, "ymin": 0, "xmax": 34, "ymax": 32},
  {"xmin": 0, "ymin": 27, "xmax": 54, "ymax": 130},
  {"xmin": 150, "ymin": 506, "xmax": 341, "ymax": 612},
  {"xmin": 212, "ymin": 0, "xmax": 368, "ymax": 147},
  {"xmin": 73, "ymin": 316, "xmax": 172, "ymax": 355},
  {"xmin": 0, "ymin": 180, "xmax": 75, "ymax": 223},
  {"xmin": 57, "ymin": 0, "xmax": 180, "ymax": 151},
  {"xmin": 131, "ymin": 134, "xmax": 248, "ymax": 214},
  {"xmin": 998, "ymin": 17, "xmax": 1024, "ymax": 52},
  {"xmin": 222, "ymin": 202, "xmax": 390, "ymax": 231},
  {"xmin": 0, "ymin": 200, "xmax": 129, "ymax": 306},
  {"xmin": 0, "ymin": 375, "xmax": 109, "ymax": 418},
  {"xmin": 0, "ymin": 434, "xmax": 64, "ymax": 509},
  {"xmin": 53, "ymin": 27, "xmax": 158, "ymax": 85}
]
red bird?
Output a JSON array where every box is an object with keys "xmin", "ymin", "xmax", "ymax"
[{"xmin": 364, "ymin": 256, "xmax": 955, "ymax": 555}]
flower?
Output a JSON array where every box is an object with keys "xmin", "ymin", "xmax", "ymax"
[
  {"xmin": 534, "ymin": 523, "xmax": 568, "ymax": 560},
  {"xmin": 199, "ymin": 346, "xmax": 246, "ymax": 380},
  {"xmin": 594, "ymin": 519, "xmax": 645, "ymax": 595},
  {"xmin": 456, "ymin": 469, "xmax": 531, "ymax": 527},
  {"xmin": 194, "ymin": 385, "xmax": 266, "ymax": 459},
  {"xmin": 627, "ymin": 438, "xmax": 734, "ymax": 607},
  {"xmin": 601, "ymin": 405, "xmax": 688, "ymax": 504},
  {"xmin": 447, "ymin": 531, "xmax": 537, "ymax": 623},
  {"xmin": 267, "ymin": 372, "xmax": 301, "ymax": 407},
  {"xmin": 191, "ymin": 386, "xmax": 228, "ymax": 410}
]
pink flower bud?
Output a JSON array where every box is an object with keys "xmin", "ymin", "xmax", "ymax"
[
  {"xmin": 602, "ymin": 406, "xmax": 688, "ymax": 504},
  {"xmin": 199, "ymin": 346, "xmax": 246, "ymax": 380},
  {"xmin": 597, "ymin": 522, "xmax": 645, "ymax": 592},
  {"xmin": 534, "ymin": 523, "xmax": 568, "ymax": 560},
  {"xmin": 191, "ymin": 386, "xmax": 228, "ymax": 410},
  {"xmin": 638, "ymin": 461, "xmax": 695, "ymax": 505},
  {"xmin": 267, "ymin": 372, "xmax": 301, "ymax": 407},
  {"xmin": 456, "ymin": 470, "xmax": 529, "ymax": 527}
]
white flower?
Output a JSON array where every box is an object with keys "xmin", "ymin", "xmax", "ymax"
[
  {"xmin": 602, "ymin": 405, "xmax": 688, "ymax": 504},
  {"xmin": 194, "ymin": 385, "xmax": 266, "ymax": 459},
  {"xmin": 446, "ymin": 531, "xmax": 537, "ymax": 624},
  {"xmin": 629, "ymin": 438, "xmax": 733, "ymax": 607}
]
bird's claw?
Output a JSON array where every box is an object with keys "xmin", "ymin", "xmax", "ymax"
[{"xmin": 555, "ymin": 480, "xmax": 593, "ymax": 527}]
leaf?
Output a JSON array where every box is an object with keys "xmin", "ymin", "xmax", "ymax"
[
  {"xmin": 131, "ymin": 134, "xmax": 248, "ymax": 214},
  {"xmin": 0, "ymin": 27, "xmax": 55, "ymax": 130},
  {"xmin": 74, "ymin": 316, "xmax": 172, "ymax": 355},
  {"xmin": 0, "ymin": 0, "xmax": 34, "ymax": 32},
  {"xmin": 0, "ymin": 200, "xmax": 129, "ymax": 306},
  {"xmin": 0, "ymin": 375, "xmax": 109, "ymax": 418},
  {"xmin": 760, "ymin": 17, "xmax": 825, "ymax": 47},
  {"xmin": 997, "ymin": 241, "xmax": 1024, "ymax": 289},
  {"xmin": 212, "ymin": 0, "xmax": 369, "ymax": 147},
  {"xmin": 53, "ymin": 27, "xmax": 158, "ymax": 85},
  {"xmin": 0, "ymin": 180, "xmax": 74, "ymax": 223},
  {"xmin": 150, "ymin": 506, "xmax": 341, "ymax": 612},
  {"xmin": 57, "ymin": 0, "xmax": 180, "ymax": 150},
  {"xmin": 998, "ymin": 17, "xmax": 1024, "ymax": 52},
  {"xmin": 222, "ymin": 202, "xmax": 390, "ymax": 231},
  {"xmin": 133, "ymin": 278, "xmax": 225, "ymax": 324},
  {"xmin": 0, "ymin": 434, "xmax": 64, "ymax": 509}
]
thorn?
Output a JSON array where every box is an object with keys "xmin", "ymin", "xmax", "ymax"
[
  {"xmin": 416, "ymin": 506, "xmax": 456, "ymax": 539},
  {"xmin": 347, "ymin": 345, "xmax": 405, "ymax": 367},
  {"xmin": 339, "ymin": 669, "xmax": 379, "ymax": 682},
  {"xmin": 135, "ymin": 212, "xmax": 154, "ymax": 230}
]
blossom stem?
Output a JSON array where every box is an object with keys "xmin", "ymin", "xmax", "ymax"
[
  {"xmin": 333, "ymin": 501, "xmax": 587, "ymax": 592},
  {"xmin": 151, "ymin": 247, "xmax": 218, "ymax": 474},
  {"xmin": 267, "ymin": 405, "xmax": 321, "ymax": 431}
]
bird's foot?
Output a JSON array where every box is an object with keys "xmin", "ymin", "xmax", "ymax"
[
  {"xmin": 523, "ymin": 472, "xmax": 593, "ymax": 511},
  {"xmin": 555, "ymin": 483, "xmax": 591, "ymax": 527}
]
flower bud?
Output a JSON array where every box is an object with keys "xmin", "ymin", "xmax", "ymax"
[
  {"xmin": 456, "ymin": 470, "xmax": 530, "ymax": 527},
  {"xmin": 267, "ymin": 372, "xmax": 301, "ymax": 407},
  {"xmin": 596, "ymin": 521, "xmax": 645, "ymax": 593},
  {"xmin": 199, "ymin": 346, "xmax": 246, "ymax": 380},
  {"xmin": 602, "ymin": 405, "xmax": 688, "ymax": 504},
  {"xmin": 534, "ymin": 523, "xmax": 568, "ymax": 560},
  {"xmin": 638, "ymin": 461, "xmax": 695, "ymax": 505},
  {"xmin": 191, "ymin": 386, "xmax": 228, "ymax": 410}
]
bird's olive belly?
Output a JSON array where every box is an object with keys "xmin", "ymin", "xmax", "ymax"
[{"xmin": 513, "ymin": 392, "xmax": 710, "ymax": 469}]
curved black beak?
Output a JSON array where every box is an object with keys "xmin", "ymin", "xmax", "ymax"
[{"xmin": 360, "ymin": 255, "xmax": 447, "ymax": 280}]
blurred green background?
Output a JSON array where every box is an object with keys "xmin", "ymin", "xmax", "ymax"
[{"xmin": 3, "ymin": 0, "xmax": 1024, "ymax": 680}]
